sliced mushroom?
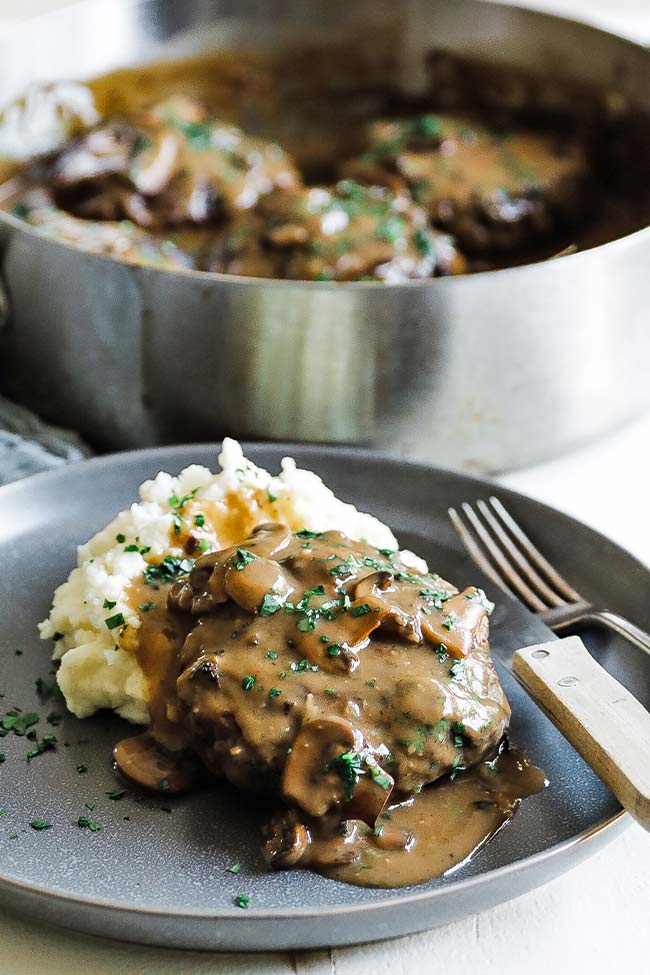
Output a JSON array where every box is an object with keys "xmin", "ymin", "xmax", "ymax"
[
  {"xmin": 353, "ymin": 572, "xmax": 419, "ymax": 641},
  {"xmin": 282, "ymin": 715, "xmax": 362, "ymax": 817},
  {"xmin": 168, "ymin": 550, "xmax": 229, "ymax": 614},
  {"xmin": 420, "ymin": 587, "xmax": 490, "ymax": 658},
  {"xmin": 113, "ymin": 732, "xmax": 197, "ymax": 793},
  {"xmin": 373, "ymin": 823, "xmax": 415, "ymax": 852},
  {"xmin": 282, "ymin": 715, "xmax": 392, "ymax": 825},
  {"xmin": 263, "ymin": 810, "xmax": 311, "ymax": 868},
  {"xmin": 245, "ymin": 523, "xmax": 295, "ymax": 559},
  {"xmin": 345, "ymin": 760, "xmax": 394, "ymax": 825},
  {"xmin": 130, "ymin": 131, "xmax": 181, "ymax": 197},
  {"xmin": 51, "ymin": 122, "xmax": 137, "ymax": 186},
  {"xmin": 224, "ymin": 556, "xmax": 294, "ymax": 614}
]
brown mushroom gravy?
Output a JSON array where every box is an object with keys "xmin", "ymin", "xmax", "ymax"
[
  {"xmin": 115, "ymin": 522, "xmax": 545, "ymax": 887},
  {"xmin": 1, "ymin": 48, "xmax": 648, "ymax": 280}
]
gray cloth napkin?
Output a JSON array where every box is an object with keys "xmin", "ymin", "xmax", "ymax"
[{"xmin": 0, "ymin": 394, "xmax": 92, "ymax": 485}]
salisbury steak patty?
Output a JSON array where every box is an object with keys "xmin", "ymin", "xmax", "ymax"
[
  {"xmin": 113, "ymin": 522, "xmax": 519, "ymax": 882},
  {"xmin": 42, "ymin": 95, "xmax": 299, "ymax": 228},
  {"xmin": 125, "ymin": 523, "xmax": 508, "ymax": 806},
  {"xmin": 344, "ymin": 113, "xmax": 591, "ymax": 257},
  {"xmin": 205, "ymin": 178, "xmax": 465, "ymax": 281}
]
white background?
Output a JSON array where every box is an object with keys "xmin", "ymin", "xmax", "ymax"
[{"xmin": 0, "ymin": 1, "xmax": 649, "ymax": 972}]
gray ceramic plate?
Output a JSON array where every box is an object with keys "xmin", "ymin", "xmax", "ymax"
[{"xmin": 1, "ymin": 444, "xmax": 648, "ymax": 951}]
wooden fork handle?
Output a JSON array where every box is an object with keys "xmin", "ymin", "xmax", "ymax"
[{"xmin": 513, "ymin": 636, "xmax": 650, "ymax": 831}]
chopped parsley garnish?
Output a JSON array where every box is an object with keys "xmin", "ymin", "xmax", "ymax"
[
  {"xmin": 450, "ymin": 754, "xmax": 465, "ymax": 781},
  {"xmin": 305, "ymin": 585, "xmax": 325, "ymax": 597},
  {"xmin": 290, "ymin": 659, "xmax": 319, "ymax": 673},
  {"xmin": 350, "ymin": 603, "xmax": 371, "ymax": 617},
  {"xmin": 268, "ymin": 688, "xmax": 281, "ymax": 699},
  {"xmin": 227, "ymin": 863, "xmax": 241, "ymax": 874},
  {"xmin": 168, "ymin": 490, "xmax": 197, "ymax": 511},
  {"xmin": 115, "ymin": 533, "xmax": 126, "ymax": 543},
  {"xmin": 296, "ymin": 616, "xmax": 316, "ymax": 632},
  {"xmin": 157, "ymin": 778, "xmax": 170, "ymax": 792},
  {"xmin": 260, "ymin": 594, "xmax": 282, "ymax": 617},
  {"xmin": 51, "ymin": 632, "xmax": 63, "ymax": 642},
  {"xmin": 30, "ymin": 820, "xmax": 53, "ymax": 831},
  {"xmin": 267, "ymin": 489, "xmax": 278, "ymax": 503},
  {"xmin": 327, "ymin": 644, "xmax": 341, "ymax": 657},
  {"xmin": 377, "ymin": 215, "xmax": 406, "ymax": 243},
  {"xmin": 144, "ymin": 556, "xmax": 194, "ymax": 586},
  {"xmin": 26, "ymin": 733, "xmax": 57, "ymax": 761},
  {"xmin": 232, "ymin": 548, "xmax": 257, "ymax": 571},
  {"xmin": 367, "ymin": 762, "xmax": 392, "ymax": 790},
  {"xmin": 394, "ymin": 571, "xmax": 423, "ymax": 584},
  {"xmin": 413, "ymin": 114, "xmax": 441, "ymax": 137},
  {"xmin": 234, "ymin": 893, "xmax": 250, "ymax": 909},
  {"xmin": 330, "ymin": 563, "xmax": 353, "ymax": 578},
  {"xmin": 106, "ymin": 789, "xmax": 126, "ymax": 800},
  {"xmin": 105, "ymin": 612, "xmax": 125, "ymax": 631},
  {"xmin": 330, "ymin": 749, "xmax": 362, "ymax": 801},
  {"xmin": 294, "ymin": 530, "xmax": 322, "ymax": 539},
  {"xmin": 139, "ymin": 601, "xmax": 155, "ymax": 613},
  {"xmin": 241, "ymin": 676, "xmax": 256, "ymax": 691},
  {"xmin": 442, "ymin": 612, "xmax": 458, "ymax": 631},
  {"xmin": 11, "ymin": 202, "xmax": 31, "ymax": 219},
  {"xmin": 435, "ymin": 643, "xmax": 449, "ymax": 662},
  {"xmin": 77, "ymin": 815, "xmax": 102, "ymax": 831},
  {"xmin": 194, "ymin": 513, "xmax": 205, "ymax": 527},
  {"xmin": 419, "ymin": 588, "xmax": 451, "ymax": 609},
  {"xmin": 449, "ymin": 660, "xmax": 465, "ymax": 680},
  {"xmin": 3, "ymin": 711, "xmax": 39, "ymax": 736},
  {"xmin": 413, "ymin": 227, "xmax": 432, "ymax": 257},
  {"xmin": 451, "ymin": 721, "xmax": 466, "ymax": 748},
  {"xmin": 264, "ymin": 651, "xmax": 278, "ymax": 660},
  {"xmin": 102, "ymin": 598, "xmax": 116, "ymax": 610}
]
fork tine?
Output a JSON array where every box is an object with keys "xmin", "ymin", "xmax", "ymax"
[
  {"xmin": 456, "ymin": 502, "xmax": 547, "ymax": 613},
  {"xmin": 476, "ymin": 499, "xmax": 565, "ymax": 608},
  {"xmin": 488, "ymin": 496, "xmax": 582, "ymax": 602},
  {"xmin": 448, "ymin": 506, "xmax": 512, "ymax": 596}
]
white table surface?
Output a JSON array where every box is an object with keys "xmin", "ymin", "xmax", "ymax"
[{"xmin": 1, "ymin": 0, "xmax": 649, "ymax": 971}]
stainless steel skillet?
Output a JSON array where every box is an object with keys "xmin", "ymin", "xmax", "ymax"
[{"xmin": 0, "ymin": 0, "xmax": 648, "ymax": 470}]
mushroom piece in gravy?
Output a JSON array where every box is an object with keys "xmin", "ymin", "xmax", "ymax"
[{"xmin": 115, "ymin": 523, "xmax": 545, "ymax": 887}]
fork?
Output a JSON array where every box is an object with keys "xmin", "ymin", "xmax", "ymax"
[{"xmin": 449, "ymin": 496, "xmax": 650, "ymax": 831}]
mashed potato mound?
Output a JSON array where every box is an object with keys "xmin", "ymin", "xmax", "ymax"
[{"xmin": 40, "ymin": 439, "xmax": 423, "ymax": 725}]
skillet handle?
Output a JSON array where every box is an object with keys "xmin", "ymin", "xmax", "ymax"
[{"xmin": 513, "ymin": 636, "xmax": 650, "ymax": 831}]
